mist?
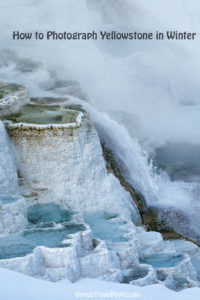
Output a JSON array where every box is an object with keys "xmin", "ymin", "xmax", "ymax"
[{"xmin": 1, "ymin": 0, "xmax": 200, "ymax": 149}]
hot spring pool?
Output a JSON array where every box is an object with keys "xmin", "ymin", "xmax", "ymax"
[
  {"xmin": 4, "ymin": 104, "xmax": 79, "ymax": 125},
  {"xmin": 84, "ymin": 212, "xmax": 129, "ymax": 243},
  {"xmin": 0, "ymin": 203, "xmax": 85, "ymax": 260},
  {"xmin": 140, "ymin": 253, "xmax": 184, "ymax": 268},
  {"xmin": 27, "ymin": 203, "xmax": 73, "ymax": 224}
]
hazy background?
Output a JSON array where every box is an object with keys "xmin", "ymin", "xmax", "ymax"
[{"xmin": 0, "ymin": 0, "xmax": 200, "ymax": 148}]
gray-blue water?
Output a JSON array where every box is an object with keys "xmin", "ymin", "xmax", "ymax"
[
  {"xmin": 84, "ymin": 212, "xmax": 129, "ymax": 243},
  {"xmin": 0, "ymin": 194, "xmax": 22, "ymax": 205},
  {"xmin": 0, "ymin": 203, "xmax": 85, "ymax": 260},
  {"xmin": 122, "ymin": 267, "xmax": 148, "ymax": 284},
  {"xmin": 140, "ymin": 253, "xmax": 184, "ymax": 268},
  {"xmin": 28, "ymin": 203, "xmax": 73, "ymax": 224}
]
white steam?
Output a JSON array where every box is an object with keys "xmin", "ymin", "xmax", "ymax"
[{"xmin": 0, "ymin": 0, "xmax": 200, "ymax": 147}]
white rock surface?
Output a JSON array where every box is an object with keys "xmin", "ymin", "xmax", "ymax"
[
  {"xmin": 4, "ymin": 108, "xmax": 140, "ymax": 223},
  {"xmin": 0, "ymin": 83, "xmax": 29, "ymax": 117},
  {"xmin": 0, "ymin": 205, "xmax": 198, "ymax": 291},
  {"xmin": 158, "ymin": 254, "xmax": 198, "ymax": 282},
  {"xmin": 0, "ymin": 121, "xmax": 19, "ymax": 194},
  {"xmin": 0, "ymin": 194, "xmax": 27, "ymax": 236},
  {"xmin": 170, "ymin": 240, "xmax": 199, "ymax": 255},
  {"xmin": 129, "ymin": 265, "xmax": 157, "ymax": 287},
  {"xmin": 137, "ymin": 230, "xmax": 164, "ymax": 257},
  {"xmin": 0, "ymin": 227, "xmax": 126, "ymax": 283}
]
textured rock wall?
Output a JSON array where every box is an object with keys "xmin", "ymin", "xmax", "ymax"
[
  {"xmin": 0, "ymin": 195, "xmax": 27, "ymax": 236},
  {"xmin": 0, "ymin": 121, "xmax": 19, "ymax": 194},
  {"xmin": 0, "ymin": 82, "xmax": 29, "ymax": 117},
  {"xmin": 4, "ymin": 112, "xmax": 140, "ymax": 223}
]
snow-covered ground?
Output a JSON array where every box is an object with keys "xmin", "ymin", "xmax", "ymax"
[{"xmin": 0, "ymin": 268, "xmax": 200, "ymax": 300}]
